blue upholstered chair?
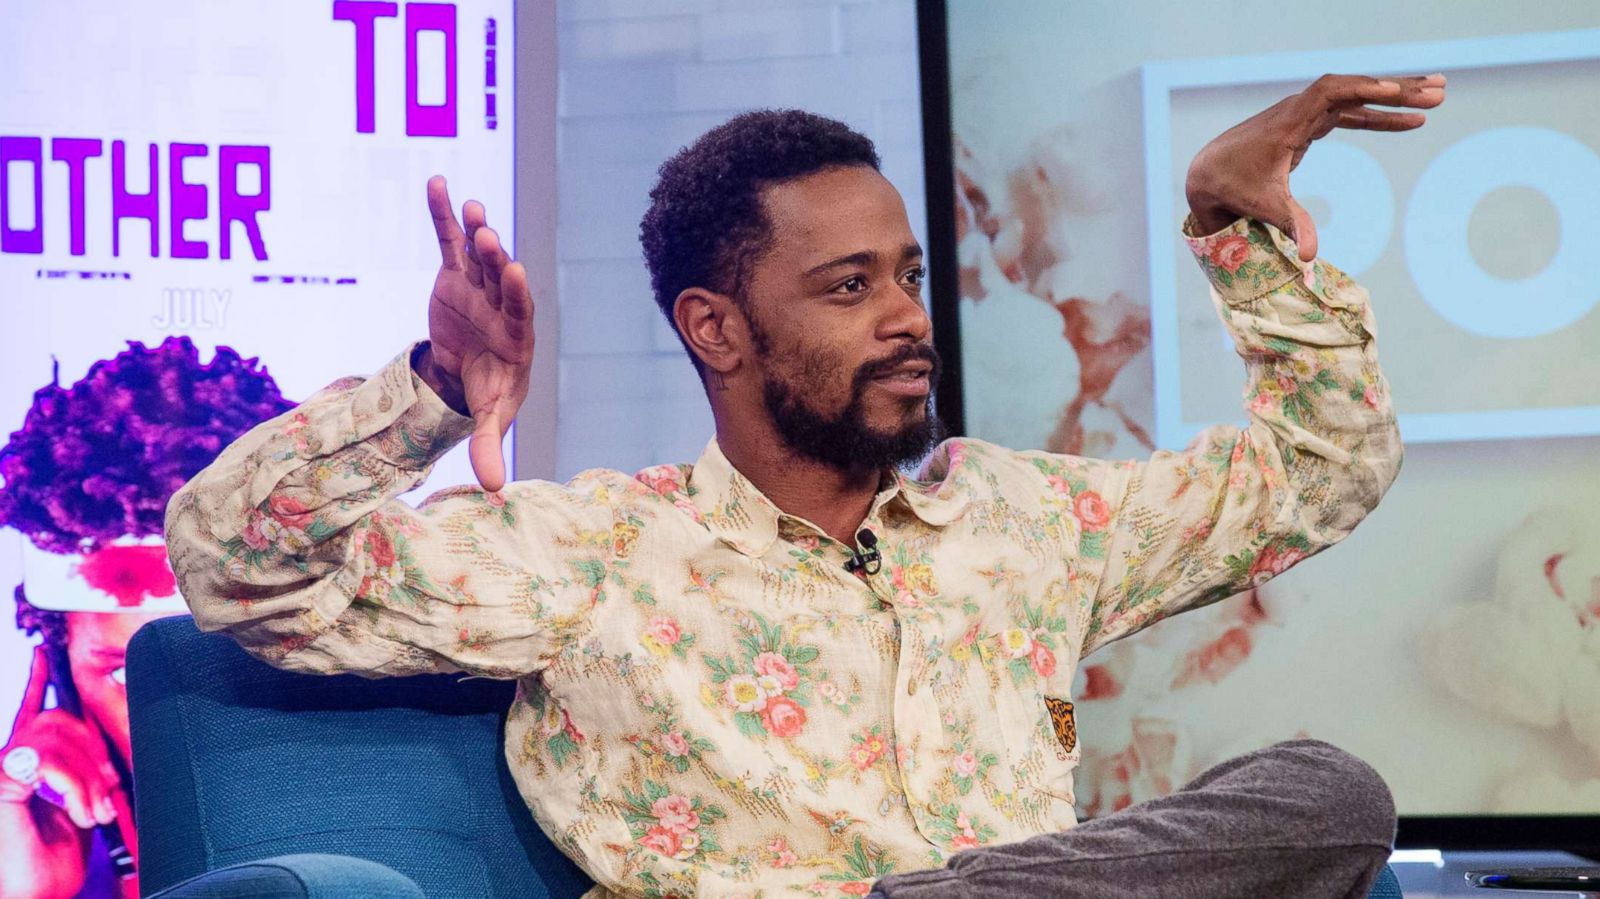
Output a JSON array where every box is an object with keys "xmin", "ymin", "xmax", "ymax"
[
  {"xmin": 126, "ymin": 616, "xmax": 592, "ymax": 898},
  {"xmin": 127, "ymin": 615, "xmax": 1402, "ymax": 898}
]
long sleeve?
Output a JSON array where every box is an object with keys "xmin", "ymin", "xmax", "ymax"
[
  {"xmin": 163, "ymin": 344, "xmax": 602, "ymax": 679},
  {"xmin": 1057, "ymin": 217, "xmax": 1403, "ymax": 657}
]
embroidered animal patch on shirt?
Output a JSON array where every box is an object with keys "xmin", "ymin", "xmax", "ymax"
[{"xmin": 1044, "ymin": 696, "xmax": 1077, "ymax": 755}]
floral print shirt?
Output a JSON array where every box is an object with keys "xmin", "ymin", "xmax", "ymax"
[{"xmin": 164, "ymin": 219, "xmax": 1402, "ymax": 898}]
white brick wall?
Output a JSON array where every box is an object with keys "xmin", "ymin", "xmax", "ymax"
[{"xmin": 553, "ymin": 0, "xmax": 926, "ymax": 479}]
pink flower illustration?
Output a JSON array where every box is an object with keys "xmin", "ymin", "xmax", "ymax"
[
  {"xmin": 646, "ymin": 616, "xmax": 681, "ymax": 646},
  {"xmin": 1210, "ymin": 234, "xmax": 1250, "ymax": 273},
  {"xmin": 364, "ymin": 529, "xmax": 397, "ymax": 568},
  {"xmin": 240, "ymin": 511, "xmax": 277, "ymax": 550},
  {"xmin": 1249, "ymin": 543, "xmax": 1309, "ymax": 586},
  {"xmin": 753, "ymin": 651, "xmax": 799, "ymax": 690},
  {"xmin": 947, "ymin": 441, "xmax": 968, "ymax": 469},
  {"xmin": 761, "ymin": 696, "xmax": 807, "ymax": 738},
  {"xmin": 1073, "ymin": 491, "xmax": 1110, "ymax": 532},
  {"xmin": 1030, "ymin": 642, "xmax": 1057, "ymax": 677},
  {"xmin": 953, "ymin": 750, "xmax": 978, "ymax": 777},
  {"xmin": 661, "ymin": 732, "xmax": 689, "ymax": 757},
  {"xmin": 267, "ymin": 494, "xmax": 314, "ymax": 529},
  {"xmin": 768, "ymin": 837, "xmax": 798, "ymax": 868},
  {"xmin": 674, "ymin": 498, "xmax": 703, "ymax": 522},
  {"xmin": 639, "ymin": 825, "xmax": 681, "ymax": 858},
  {"xmin": 816, "ymin": 680, "xmax": 848, "ymax": 707},
  {"xmin": 635, "ymin": 465, "xmax": 683, "ymax": 497},
  {"xmin": 652, "ymin": 794, "xmax": 700, "ymax": 833},
  {"xmin": 849, "ymin": 731, "xmax": 888, "ymax": 770}
]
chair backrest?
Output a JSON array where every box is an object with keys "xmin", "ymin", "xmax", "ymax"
[{"xmin": 126, "ymin": 616, "xmax": 594, "ymax": 899}]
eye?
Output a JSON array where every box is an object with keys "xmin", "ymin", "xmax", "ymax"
[
  {"xmin": 834, "ymin": 275, "xmax": 869, "ymax": 294},
  {"xmin": 110, "ymin": 667, "xmax": 126, "ymax": 686},
  {"xmin": 901, "ymin": 266, "xmax": 927, "ymax": 288}
]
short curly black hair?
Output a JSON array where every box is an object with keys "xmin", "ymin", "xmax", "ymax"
[{"xmin": 639, "ymin": 109, "xmax": 881, "ymax": 378}]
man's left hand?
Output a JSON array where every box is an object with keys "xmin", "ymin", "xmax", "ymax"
[{"xmin": 1186, "ymin": 73, "xmax": 1447, "ymax": 260}]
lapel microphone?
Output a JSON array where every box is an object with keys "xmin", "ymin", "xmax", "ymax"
[{"xmin": 844, "ymin": 528, "xmax": 882, "ymax": 576}]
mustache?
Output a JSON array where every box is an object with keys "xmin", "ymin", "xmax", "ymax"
[{"xmin": 855, "ymin": 342, "xmax": 942, "ymax": 385}]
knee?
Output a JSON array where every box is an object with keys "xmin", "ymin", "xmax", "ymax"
[{"xmin": 1265, "ymin": 739, "xmax": 1396, "ymax": 847}]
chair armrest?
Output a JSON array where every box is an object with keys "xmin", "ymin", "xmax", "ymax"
[
  {"xmin": 1367, "ymin": 863, "xmax": 1403, "ymax": 898},
  {"xmin": 145, "ymin": 853, "xmax": 425, "ymax": 899}
]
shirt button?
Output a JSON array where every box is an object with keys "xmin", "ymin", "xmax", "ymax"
[{"xmin": 906, "ymin": 678, "xmax": 918, "ymax": 696}]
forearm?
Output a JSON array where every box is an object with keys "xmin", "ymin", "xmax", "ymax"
[
  {"xmin": 164, "ymin": 345, "xmax": 475, "ymax": 660},
  {"xmin": 1196, "ymin": 217, "xmax": 1403, "ymax": 533},
  {"xmin": 1078, "ymin": 218, "xmax": 1400, "ymax": 653}
]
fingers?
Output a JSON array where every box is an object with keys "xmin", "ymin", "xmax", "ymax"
[
  {"xmin": 463, "ymin": 200, "xmax": 487, "ymax": 289},
  {"xmin": 1337, "ymin": 107, "xmax": 1426, "ymax": 132},
  {"xmin": 38, "ymin": 754, "xmax": 118, "ymax": 830},
  {"xmin": 500, "ymin": 261, "xmax": 534, "ymax": 348},
  {"xmin": 477, "ymin": 225, "xmax": 507, "ymax": 311},
  {"xmin": 427, "ymin": 176, "xmax": 466, "ymax": 272},
  {"xmin": 468, "ymin": 410, "xmax": 507, "ymax": 493},
  {"xmin": 8, "ymin": 647, "xmax": 49, "ymax": 738},
  {"xmin": 1313, "ymin": 72, "xmax": 1446, "ymax": 110}
]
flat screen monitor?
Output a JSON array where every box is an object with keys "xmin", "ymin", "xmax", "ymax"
[{"xmin": 918, "ymin": 0, "xmax": 1600, "ymax": 854}]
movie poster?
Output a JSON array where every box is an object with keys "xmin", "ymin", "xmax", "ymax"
[
  {"xmin": 0, "ymin": 3, "xmax": 514, "ymax": 894},
  {"xmin": 946, "ymin": 0, "xmax": 1600, "ymax": 818}
]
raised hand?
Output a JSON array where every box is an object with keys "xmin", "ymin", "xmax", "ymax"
[
  {"xmin": 419, "ymin": 175, "xmax": 533, "ymax": 492},
  {"xmin": 1185, "ymin": 73, "xmax": 1447, "ymax": 260}
]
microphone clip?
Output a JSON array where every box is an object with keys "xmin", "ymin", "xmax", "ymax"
[{"xmin": 844, "ymin": 528, "xmax": 882, "ymax": 576}]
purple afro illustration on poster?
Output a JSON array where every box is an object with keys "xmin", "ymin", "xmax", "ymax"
[{"xmin": 0, "ymin": 338, "xmax": 292, "ymax": 899}]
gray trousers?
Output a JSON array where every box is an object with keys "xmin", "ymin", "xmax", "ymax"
[{"xmin": 871, "ymin": 739, "xmax": 1397, "ymax": 899}]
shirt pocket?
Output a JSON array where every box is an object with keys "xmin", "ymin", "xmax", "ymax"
[{"xmin": 997, "ymin": 683, "xmax": 1083, "ymax": 824}]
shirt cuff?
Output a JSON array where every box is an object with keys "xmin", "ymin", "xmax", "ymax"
[
  {"xmin": 1190, "ymin": 215, "xmax": 1376, "ymax": 343},
  {"xmin": 1181, "ymin": 215, "xmax": 1303, "ymax": 305},
  {"xmin": 347, "ymin": 343, "xmax": 477, "ymax": 470}
]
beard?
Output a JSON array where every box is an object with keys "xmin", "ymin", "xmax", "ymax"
[{"xmin": 760, "ymin": 339, "xmax": 946, "ymax": 474}]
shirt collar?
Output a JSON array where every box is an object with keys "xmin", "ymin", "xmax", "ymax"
[{"xmin": 687, "ymin": 438, "xmax": 973, "ymax": 557}]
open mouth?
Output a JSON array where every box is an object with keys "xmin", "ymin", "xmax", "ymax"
[{"xmin": 870, "ymin": 365, "xmax": 932, "ymax": 396}]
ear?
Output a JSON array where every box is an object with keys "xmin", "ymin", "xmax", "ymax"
[{"xmin": 674, "ymin": 287, "xmax": 748, "ymax": 377}]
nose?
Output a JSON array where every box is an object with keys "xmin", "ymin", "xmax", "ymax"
[{"xmin": 876, "ymin": 284, "xmax": 932, "ymax": 344}]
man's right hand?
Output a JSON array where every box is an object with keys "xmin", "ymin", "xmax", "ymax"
[{"xmin": 420, "ymin": 175, "xmax": 534, "ymax": 493}]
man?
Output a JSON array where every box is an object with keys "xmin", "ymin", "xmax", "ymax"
[{"xmin": 165, "ymin": 74, "xmax": 1445, "ymax": 898}]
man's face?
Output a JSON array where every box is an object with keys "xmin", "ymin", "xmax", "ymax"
[
  {"xmin": 66, "ymin": 611, "xmax": 167, "ymax": 767},
  {"xmin": 739, "ymin": 165, "xmax": 943, "ymax": 471}
]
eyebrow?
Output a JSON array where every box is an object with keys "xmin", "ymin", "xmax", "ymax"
[{"xmin": 802, "ymin": 242, "xmax": 924, "ymax": 279}]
